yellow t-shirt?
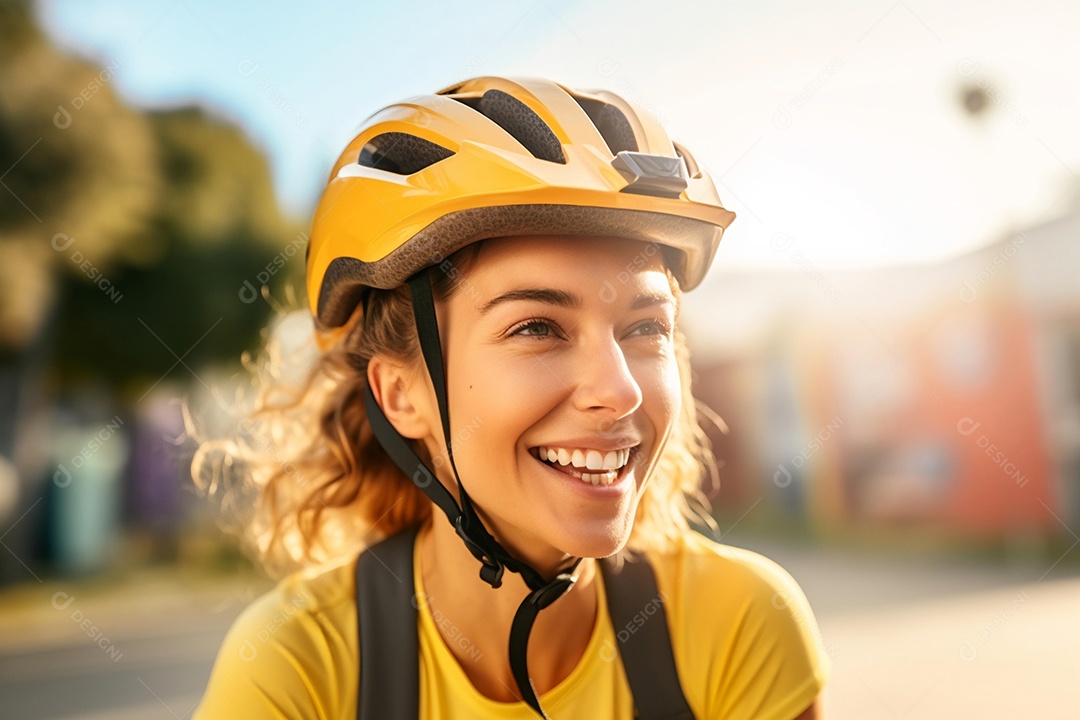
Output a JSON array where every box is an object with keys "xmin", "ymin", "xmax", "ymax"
[{"xmin": 194, "ymin": 524, "xmax": 831, "ymax": 719}]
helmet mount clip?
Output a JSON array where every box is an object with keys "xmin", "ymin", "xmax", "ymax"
[{"xmin": 612, "ymin": 150, "xmax": 689, "ymax": 198}]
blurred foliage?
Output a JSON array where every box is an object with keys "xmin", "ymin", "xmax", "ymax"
[
  {"xmin": 0, "ymin": 0, "xmax": 305, "ymax": 398},
  {"xmin": 0, "ymin": 0, "xmax": 159, "ymax": 348},
  {"xmin": 52, "ymin": 107, "xmax": 305, "ymax": 398}
]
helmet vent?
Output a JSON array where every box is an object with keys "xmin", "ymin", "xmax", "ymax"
[
  {"xmin": 358, "ymin": 132, "xmax": 454, "ymax": 175},
  {"xmin": 570, "ymin": 95, "xmax": 638, "ymax": 155},
  {"xmin": 672, "ymin": 140, "xmax": 702, "ymax": 179},
  {"xmin": 462, "ymin": 89, "xmax": 566, "ymax": 164}
]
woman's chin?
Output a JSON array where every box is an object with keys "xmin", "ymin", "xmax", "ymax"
[
  {"xmin": 490, "ymin": 524, "xmax": 630, "ymax": 574},
  {"xmin": 480, "ymin": 500, "xmax": 636, "ymax": 569},
  {"xmin": 550, "ymin": 523, "xmax": 632, "ymax": 562}
]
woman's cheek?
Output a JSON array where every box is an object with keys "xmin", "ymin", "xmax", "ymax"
[
  {"xmin": 667, "ymin": 355, "xmax": 683, "ymax": 407},
  {"xmin": 636, "ymin": 349, "xmax": 680, "ymax": 406},
  {"xmin": 651, "ymin": 355, "xmax": 682, "ymax": 434}
]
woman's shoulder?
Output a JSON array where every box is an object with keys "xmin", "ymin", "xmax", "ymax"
[
  {"xmin": 643, "ymin": 529, "xmax": 829, "ymax": 654},
  {"xmin": 272, "ymin": 555, "xmax": 358, "ymax": 618},
  {"xmin": 637, "ymin": 530, "xmax": 832, "ymax": 720},
  {"xmin": 642, "ymin": 529, "xmax": 814, "ymax": 608},
  {"xmin": 192, "ymin": 557, "xmax": 359, "ymax": 720},
  {"xmin": 232, "ymin": 555, "xmax": 358, "ymax": 660}
]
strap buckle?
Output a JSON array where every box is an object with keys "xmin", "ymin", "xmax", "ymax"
[
  {"xmin": 455, "ymin": 516, "xmax": 504, "ymax": 588},
  {"xmin": 530, "ymin": 573, "xmax": 576, "ymax": 610}
]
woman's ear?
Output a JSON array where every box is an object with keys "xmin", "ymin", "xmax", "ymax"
[{"xmin": 367, "ymin": 356, "xmax": 433, "ymax": 440}]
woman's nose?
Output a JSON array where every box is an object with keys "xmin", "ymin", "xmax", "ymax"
[{"xmin": 571, "ymin": 335, "xmax": 643, "ymax": 416}]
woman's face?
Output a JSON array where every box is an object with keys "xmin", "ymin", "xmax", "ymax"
[{"xmin": 413, "ymin": 234, "xmax": 682, "ymax": 563}]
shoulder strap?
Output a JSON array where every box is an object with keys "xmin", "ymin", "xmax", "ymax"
[
  {"xmin": 355, "ymin": 528, "xmax": 695, "ymax": 720},
  {"xmin": 600, "ymin": 555, "xmax": 696, "ymax": 720},
  {"xmin": 356, "ymin": 524, "xmax": 422, "ymax": 720}
]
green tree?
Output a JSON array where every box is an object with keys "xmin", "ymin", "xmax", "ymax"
[
  {"xmin": 0, "ymin": 0, "xmax": 159, "ymax": 350},
  {"xmin": 52, "ymin": 107, "xmax": 306, "ymax": 397},
  {"xmin": 0, "ymin": 0, "xmax": 304, "ymax": 395}
]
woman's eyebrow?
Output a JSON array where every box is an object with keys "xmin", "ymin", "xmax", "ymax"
[
  {"xmin": 478, "ymin": 288, "xmax": 675, "ymax": 315},
  {"xmin": 630, "ymin": 291, "xmax": 676, "ymax": 310},
  {"xmin": 480, "ymin": 288, "xmax": 578, "ymax": 314}
]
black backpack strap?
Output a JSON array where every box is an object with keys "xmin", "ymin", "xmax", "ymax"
[
  {"xmin": 356, "ymin": 524, "xmax": 422, "ymax": 720},
  {"xmin": 355, "ymin": 528, "xmax": 693, "ymax": 720},
  {"xmin": 600, "ymin": 555, "xmax": 696, "ymax": 720}
]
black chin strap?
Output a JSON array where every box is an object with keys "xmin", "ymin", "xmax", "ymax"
[{"xmin": 362, "ymin": 270, "xmax": 583, "ymax": 719}]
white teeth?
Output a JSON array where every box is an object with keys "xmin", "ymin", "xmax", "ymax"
[
  {"xmin": 534, "ymin": 445, "xmax": 635, "ymax": 488},
  {"xmin": 580, "ymin": 471, "xmax": 613, "ymax": 486}
]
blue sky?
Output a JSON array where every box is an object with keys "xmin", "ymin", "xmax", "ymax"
[
  {"xmin": 37, "ymin": 0, "xmax": 579, "ymax": 214},
  {"xmin": 37, "ymin": 0, "xmax": 1080, "ymax": 273}
]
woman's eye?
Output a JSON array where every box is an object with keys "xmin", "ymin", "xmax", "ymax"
[
  {"xmin": 508, "ymin": 318, "xmax": 671, "ymax": 340},
  {"xmin": 511, "ymin": 319, "xmax": 558, "ymax": 339},
  {"xmin": 632, "ymin": 319, "xmax": 672, "ymax": 337}
]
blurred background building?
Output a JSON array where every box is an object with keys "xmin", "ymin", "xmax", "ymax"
[
  {"xmin": 688, "ymin": 215, "xmax": 1080, "ymax": 547},
  {"xmin": 1, "ymin": 0, "xmax": 1079, "ymax": 717}
]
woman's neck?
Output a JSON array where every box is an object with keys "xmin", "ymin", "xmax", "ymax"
[{"xmin": 417, "ymin": 516, "xmax": 599, "ymax": 703}]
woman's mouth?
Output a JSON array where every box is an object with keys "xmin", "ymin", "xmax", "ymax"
[{"xmin": 528, "ymin": 445, "xmax": 639, "ymax": 487}]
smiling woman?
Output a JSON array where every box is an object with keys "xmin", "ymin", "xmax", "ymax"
[
  {"xmin": 190, "ymin": 75, "xmax": 831, "ymax": 720},
  {"xmin": 390, "ymin": 235, "xmax": 684, "ymax": 569}
]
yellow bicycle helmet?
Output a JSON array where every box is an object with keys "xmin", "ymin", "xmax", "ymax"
[
  {"xmin": 306, "ymin": 75, "xmax": 735, "ymax": 350},
  {"xmin": 305, "ymin": 75, "xmax": 736, "ymax": 719}
]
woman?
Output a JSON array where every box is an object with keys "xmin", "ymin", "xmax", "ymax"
[{"xmin": 193, "ymin": 75, "xmax": 831, "ymax": 719}]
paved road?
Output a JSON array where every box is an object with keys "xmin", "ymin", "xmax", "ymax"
[
  {"xmin": 726, "ymin": 532, "xmax": 1080, "ymax": 719},
  {"xmin": 0, "ymin": 569, "xmax": 265, "ymax": 720},
  {"xmin": 0, "ymin": 626, "xmax": 222, "ymax": 719},
  {"xmin": 1, "ymin": 535, "xmax": 1077, "ymax": 719}
]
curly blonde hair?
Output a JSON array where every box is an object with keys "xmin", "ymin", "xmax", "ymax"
[{"xmin": 188, "ymin": 243, "xmax": 723, "ymax": 579}]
